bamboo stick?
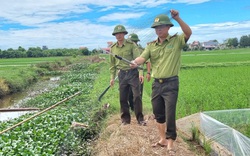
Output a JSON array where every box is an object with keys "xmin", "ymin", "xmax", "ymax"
[
  {"xmin": 0, "ymin": 108, "xmax": 40, "ymax": 112},
  {"xmin": 0, "ymin": 91, "xmax": 81, "ymax": 135}
]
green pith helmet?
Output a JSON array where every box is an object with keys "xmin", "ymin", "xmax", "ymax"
[
  {"xmin": 128, "ymin": 33, "xmax": 140, "ymax": 42},
  {"xmin": 151, "ymin": 14, "xmax": 174, "ymax": 28},
  {"xmin": 112, "ymin": 25, "xmax": 128, "ymax": 36}
]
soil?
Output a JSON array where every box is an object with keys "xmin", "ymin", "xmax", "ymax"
[{"xmin": 92, "ymin": 113, "xmax": 207, "ymax": 156}]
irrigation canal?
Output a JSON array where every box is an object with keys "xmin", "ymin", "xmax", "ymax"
[{"xmin": 0, "ymin": 77, "xmax": 60, "ymax": 121}]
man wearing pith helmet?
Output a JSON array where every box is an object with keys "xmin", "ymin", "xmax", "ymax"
[
  {"xmin": 109, "ymin": 25, "xmax": 146, "ymax": 126},
  {"xmin": 130, "ymin": 9, "xmax": 192, "ymax": 154},
  {"xmin": 127, "ymin": 33, "xmax": 151, "ymax": 112}
]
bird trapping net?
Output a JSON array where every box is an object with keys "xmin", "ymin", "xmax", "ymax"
[
  {"xmin": 127, "ymin": 9, "xmax": 173, "ymax": 48},
  {"xmin": 200, "ymin": 109, "xmax": 250, "ymax": 156}
]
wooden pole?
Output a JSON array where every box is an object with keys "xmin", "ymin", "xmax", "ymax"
[
  {"xmin": 0, "ymin": 108, "xmax": 40, "ymax": 112},
  {"xmin": 0, "ymin": 91, "xmax": 81, "ymax": 135}
]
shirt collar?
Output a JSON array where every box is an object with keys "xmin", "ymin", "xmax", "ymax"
[
  {"xmin": 116, "ymin": 39, "xmax": 127, "ymax": 47},
  {"xmin": 155, "ymin": 35, "xmax": 171, "ymax": 45}
]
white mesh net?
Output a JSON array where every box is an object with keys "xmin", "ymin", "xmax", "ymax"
[{"xmin": 200, "ymin": 109, "xmax": 250, "ymax": 156}]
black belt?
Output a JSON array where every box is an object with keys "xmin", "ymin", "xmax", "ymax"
[
  {"xmin": 119, "ymin": 68, "xmax": 137, "ymax": 73},
  {"xmin": 154, "ymin": 76, "xmax": 178, "ymax": 84}
]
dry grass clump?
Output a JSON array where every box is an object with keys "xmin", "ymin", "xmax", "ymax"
[
  {"xmin": 92, "ymin": 114, "xmax": 198, "ymax": 156},
  {"xmin": 0, "ymin": 79, "xmax": 10, "ymax": 97}
]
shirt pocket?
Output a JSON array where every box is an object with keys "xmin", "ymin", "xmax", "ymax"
[
  {"xmin": 122, "ymin": 49, "xmax": 132, "ymax": 60},
  {"xmin": 163, "ymin": 48, "xmax": 173, "ymax": 57},
  {"xmin": 150, "ymin": 48, "xmax": 160, "ymax": 60}
]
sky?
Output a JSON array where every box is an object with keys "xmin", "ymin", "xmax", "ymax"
[{"xmin": 0, "ymin": 0, "xmax": 249, "ymax": 50}]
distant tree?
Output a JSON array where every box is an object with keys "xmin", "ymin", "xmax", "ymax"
[
  {"xmin": 239, "ymin": 35, "xmax": 250, "ymax": 47},
  {"xmin": 1, "ymin": 50, "xmax": 8, "ymax": 58},
  {"xmin": 56, "ymin": 50, "xmax": 63, "ymax": 56},
  {"xmin": 80, "ymin": 48, "xmax": 90, "ymax": 55},
  {"xmin": 27, "ymin": 47, "xmax": 43, "ymax": 57},
  {"xmin": 227, "ymin": 38, "xmax": 238, "ymax": 48},
  {"xmin": 247, "ymin": 35, "xmax": 250, "ymax": 47},
  {"xmin": 91, "ymin": 49, "xmax": 98, "ymax": 55},
  {"xmin": 18, "ymin": 46, "xmax": 26, "ymax": 52},
  {"xmin": 7, "ymin": 48, "xmax": 16, "ymax": 58},
  {"xmin": 232, "ymin": 38, "xmax": 238, "ymax": 47},
  {"xmin": 17, "ymin": 46, "xmax": 27, "ymax": 58},
  {"xmin": 212, "ymin": 40, "xmax": 219, "ymax": 43}
]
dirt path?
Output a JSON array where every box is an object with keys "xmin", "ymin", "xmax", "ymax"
[{"xmin": 92, "ymin": 113, "xmax": 206, "ymax": 156}]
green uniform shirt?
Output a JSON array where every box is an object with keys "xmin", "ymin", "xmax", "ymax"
[
  {"xmin": 137, "ymin": 44, "xmax": 148, "ymax": 75},
  {"xmin": 110, "ymin": 39, "xmax": 143, "ymax": 79},
  {"xmin": 140, "ymin": 33, "xmax": 185, "ymax": 79}
]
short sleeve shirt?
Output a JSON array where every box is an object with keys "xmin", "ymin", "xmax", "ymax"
[
  {"xmin": 109, "ymin": 39, "xmax": 141, "ymax": 79},
  {"xmin": 140, "ymin": 33, "xmax": 185, "ymax": 78}
]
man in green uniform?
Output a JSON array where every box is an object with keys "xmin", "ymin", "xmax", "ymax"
[
  {"xmin": 109, "ymin": 25, "xmax": 146, "ymax": 126},
  {"xmin": 130, "ymin": 9, "xmax": 192, "ymax": 154},
  {"xmin": 127, "ymin": 33, "xmax": 151, "ymax": 111}
]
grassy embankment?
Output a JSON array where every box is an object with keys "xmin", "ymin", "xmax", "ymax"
[{"xmin": 0, "ymin": 57, "xmax": 73, "ymax": 97}]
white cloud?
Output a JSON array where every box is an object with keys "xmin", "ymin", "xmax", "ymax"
[
  {"xmin": 1, "ymin": 0, "xmax": 249, "ymax": 50},
  {"xmin": 98, "ymin": 12, "xmax": 146, "ymax": 22},
  {"xmin": 189, "ymin": 21, "xmax": 250, "ymax": 43},
  {"xmin": 173, "ymin": 0, "xmax": 210, "ymax": 4},
  {"xmin": 0, "ymin": 1, "xmax": 91, "ymax": 25},
  {"xmin": 0, "ymin": 20, "xmax": 115, "ymax": 50},
  {"xmin": 1, "ymin": 19, "xmax": 250, "ymax": 50}
]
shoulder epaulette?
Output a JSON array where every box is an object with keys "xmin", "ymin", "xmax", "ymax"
[
  {"xmin": 110, "ymin": 42, "xmax": 117, "ymax": 48},
  {"xmin": 170, "ymin": 33, "xmax": 178, "ymax": 39},
  {"xmin": 126, "ymin": 39, "xmax": 134, "ymax": 44},
  {"xmin": 147, "ymin": 39, "xmax": 157, "ymax": 45}
]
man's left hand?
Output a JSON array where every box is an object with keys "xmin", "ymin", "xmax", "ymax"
[{"xmin": 139, "ymin": 76, "xmax": 144, "ymax": 84}]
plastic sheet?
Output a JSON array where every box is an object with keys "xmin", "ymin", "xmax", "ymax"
[{"xmin": 200, "ymin": 109, "xmax": 250, "ymax": 156}]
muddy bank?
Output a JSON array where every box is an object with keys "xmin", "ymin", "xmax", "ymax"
[
  {"xmin": 0, "ymin": 77, "xmax": 60, "ymax": 108},
  {"xmin": 0, "ymin": 77, "xmax": 60, "ymax": 121}
]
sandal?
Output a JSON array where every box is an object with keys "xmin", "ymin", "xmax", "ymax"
[
  {"xmin": 167, "ymin": 148, "xmax": 176, "ymax": 156},
  {"xmin": 151, "ymin": 142, "xmax": 167, "ymax": 147}
]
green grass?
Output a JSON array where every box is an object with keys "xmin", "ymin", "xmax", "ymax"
[
  {"xmin": 0, "ymin": 57, "xmax": 71, "ymax": 80},
  {"xmin": 0, "ymin": 56, "xmax": 76, "ymax": 96},
  {"xmin": 182, "ymin": 48, "xmax": 250, "ymax": 67},
  {"xmin": 0, "ymin": 57, "xmax": 66, "ymax": 66},
  {"xmin": 178, "ymin": 65, "xmax": 250, "ymax": 118}
]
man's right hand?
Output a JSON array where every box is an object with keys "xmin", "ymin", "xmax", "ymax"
[{"xmin": 130, "ymin": 60, "xmax": 138, "ymax": 69}]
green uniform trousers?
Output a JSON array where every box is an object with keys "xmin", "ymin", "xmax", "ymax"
[{"xmin": 118, "ymin": 68, "xmax": 144, "ymax": 124}]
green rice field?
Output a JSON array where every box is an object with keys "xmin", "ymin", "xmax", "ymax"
[
  {"xmin": 0, "ymin": 57, "xmax": 67, "ymax": 78},
  {"xmin": 178, "ymin": 48, "xmax": 250, "ymax": 117},
  {"xmin": 98, "ymin": 48, "xmax": 250, "ymax": 119},
  {"xmin": 0, "ymin": 57, "xmax": 66, "ymax": 67}
]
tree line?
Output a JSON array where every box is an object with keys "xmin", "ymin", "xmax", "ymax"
[
  {"xmin": 0, "ymin": 46, "xmax": 102, "ymax": 59},
  {"xmin": 182, "ymin": 34, "xmax": 250, "ymax": 51},
  {"xmin": 1, "ymin": 34, "xmax": 250, "ymax": 59},
  {"xmin": 227, "ymin": 35, "xmax": 250, "ymax": 48}
]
